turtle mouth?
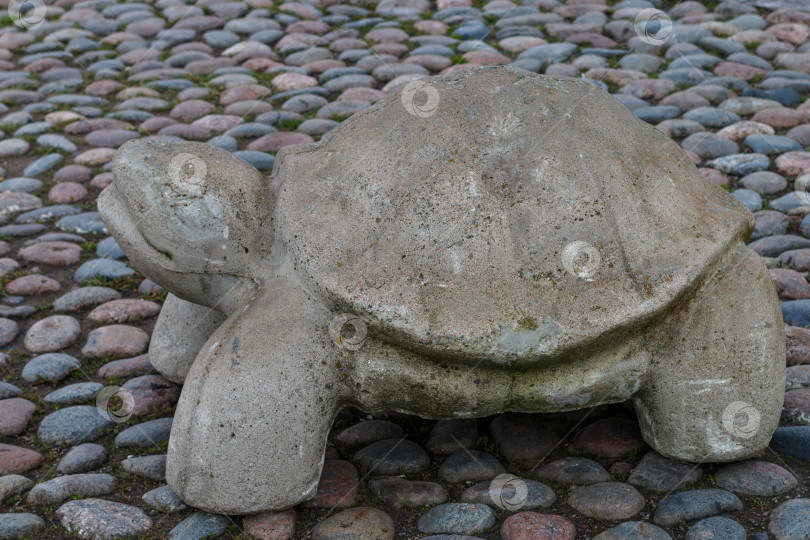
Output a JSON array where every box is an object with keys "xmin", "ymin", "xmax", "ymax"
[
  {"xmin": 98, "ymin": 183, "xmax": 177, "ymax": 271},
  {"xmin": 141, "ymin": 233, "xmax": 174, "ymax": 262}
]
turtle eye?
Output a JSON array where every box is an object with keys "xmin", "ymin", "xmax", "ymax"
[{"xmin": 166, "ymin": 152, "xmax": 206, "ymax": 197}]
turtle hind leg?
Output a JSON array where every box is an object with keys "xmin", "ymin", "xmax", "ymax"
[
  {"xmin": 166, "ymin": 276, "xmax": 345, "ymax": 514},
  {"xmin": 149, "ymin": 293, "xmax": 227, "ymax": 383},
  {"xmin": 634, "ymin": 243, "xmax": 785, "ymax": 462}
]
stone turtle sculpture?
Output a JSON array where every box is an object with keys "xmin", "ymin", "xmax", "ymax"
[{"xmin": 99, "ymin": 66, "xmax": 785, "ymax": 515}]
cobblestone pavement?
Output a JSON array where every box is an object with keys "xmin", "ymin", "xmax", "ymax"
[{"xmin": 1, "ymin": 0, "xmax": 810, "ymax": 537}]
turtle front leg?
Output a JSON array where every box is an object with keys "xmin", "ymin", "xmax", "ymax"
[
  {"xmin": 166, "ymin": 277, "xmax": 346, "ymax": 514},
  {"xmin": 149, "ymin": 293, "xmax": 227, "ymax": 383},
  {"xmin": 633, "ymin": 244, "xmax": 785, "ymax": 462}
]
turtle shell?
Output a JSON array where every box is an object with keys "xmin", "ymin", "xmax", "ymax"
[{"xmin": 273, "ymin": 66, "xmax": 752, "ymax": 366}]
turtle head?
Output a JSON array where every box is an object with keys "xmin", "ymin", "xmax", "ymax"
[{"xmin": 99, "ymin": 139, "xmax": 273, "ymax": 310}]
